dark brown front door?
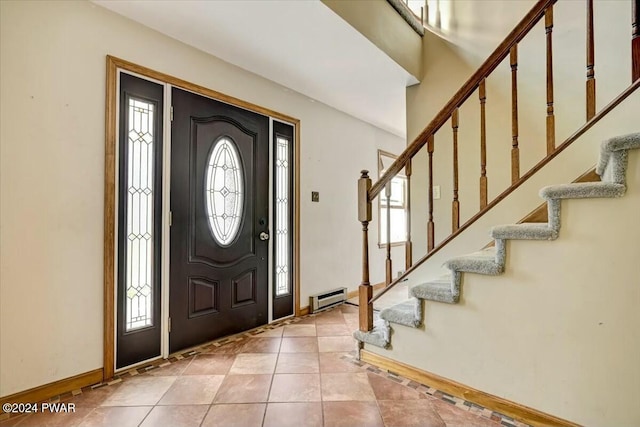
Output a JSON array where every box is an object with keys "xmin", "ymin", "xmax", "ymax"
[{"xmin": 169, "ymin": 88, "xmax": 269, "ymax": 353}]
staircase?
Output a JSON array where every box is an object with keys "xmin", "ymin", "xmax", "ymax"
[
  {"xmin": 355, "ymin": 132, "xmax": 640, "ymax": 347},
  {"xmin": 351, "ymin": 0, "xmax": 640, "ymax": 425}
]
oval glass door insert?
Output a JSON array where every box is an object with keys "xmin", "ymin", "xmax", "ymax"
[{"xmin": 205, "ymin": 137, "xmax": 244, "ymax": 246}]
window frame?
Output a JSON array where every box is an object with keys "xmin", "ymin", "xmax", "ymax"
[{"xmin": 377, "ymin": 149, "xmax": 408, "ymax": 248}]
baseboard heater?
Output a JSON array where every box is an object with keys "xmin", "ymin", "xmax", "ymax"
[{"xmin": 310, "ymin": 287, "xmax": 347, "ymax": 313}]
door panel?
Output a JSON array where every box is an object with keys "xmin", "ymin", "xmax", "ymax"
[
  {"xmin": 116, "ymin": 73, "xmax": 163, "ymax": 369},
  {"xmin": 170, "ymin": 88, "xmax": 269, "ymax": 353}
]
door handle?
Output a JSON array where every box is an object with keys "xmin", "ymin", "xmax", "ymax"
[{"xmin": 259, "ymin": 232, "xmax": 270, "ymax": 241}]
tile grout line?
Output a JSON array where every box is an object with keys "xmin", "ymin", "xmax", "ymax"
[
  {"xmin": 261, "ymin": 327, "xmax": 285, "ymax": 426},
  {"xmin": 369, "ymin": 372, "xmax": 386, "ymax": 427},
  {"xmin": 317, "ymin": 324, "xmax": 325, "ymax": 427},
  {"xmin": 197, "ymin": 403, "xmax": 214, "ymax": 427},
  {"xmin": 138, "ymin": 371, "xmax": 180, "ymax": 426},
  {"xmin": 135, "ymin": 405, "xmax": 154, "ymax": 427}
]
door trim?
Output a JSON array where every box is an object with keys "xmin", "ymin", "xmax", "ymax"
[{"xmin": 104, "ymin": 55, "xmax": 301, "ymax": 380}]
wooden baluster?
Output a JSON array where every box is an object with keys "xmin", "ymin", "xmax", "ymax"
[
  {"xmin": 479, "ymin": 79, "xmax": 488, "ymax": 209},
  {"xmin": 427, "ymin": 135, "xmax": 435, "ymax": 252},
  {"xmin": 545, "ymin": 6, "xmax": 556, "ymax": 154},
  {"xmin": 633, "ymin": 0, "xmax": 640, "ymax": 81},
  {"xmin": 385, "ymin": 182, "xmax": 392, "ymax": 286},
  {"xmin": 586, "ymin": 0, "xmax": 596, "ymax": 120},
  {"xmin": 452, "ymin": 109, "xmax": 460, "ymax": 232},
  {"xmin": 358, "ymin": 170, "xmax": 373, "ymax": 332},
  {"xmin": 405, "ymin": 159, "xmax": 413, "ymax": 269},
  {"xmin": 510, "ymin": 45, "xmax": 520, "ymax": 183}
]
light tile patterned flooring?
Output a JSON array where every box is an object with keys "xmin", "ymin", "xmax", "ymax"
[{"xmin": 0, "ymin": 304, "xmax": 528, "ymax": 427}]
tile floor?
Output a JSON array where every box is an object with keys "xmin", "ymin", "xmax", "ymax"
[{"xmin": 0, "ymin": 304, "xmax": 524, "ymax": 427}]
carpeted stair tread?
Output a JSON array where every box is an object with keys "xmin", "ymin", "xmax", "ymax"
[
  {"xmin": 540, "ymin": 182, "xmax": 626, "ymax": 200},
  {"xmin": 353, "ymin": 315, "xmax": 390, "ymax": 348},
  {"xmin": 410, "ymin": 276, "xmax": 458, "ymax": 304},
  {"xmin": 444, "ymin": 246, "xmax": 504, "ymax": 275},
  {"xmin": 380, "ymin": 298, "xmax": 422, "ymax": 328},
  {"xmin": 491, "ymin": 223, "xmax": 558, "ymax": 240},
  {"xmin": 596, "ymin": 133, "xmax": 640, "ymax": 182}
]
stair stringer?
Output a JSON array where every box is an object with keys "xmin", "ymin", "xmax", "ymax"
[{"xmin": 361, "ymin": 146, "xmax": 640, "ymax": 426}]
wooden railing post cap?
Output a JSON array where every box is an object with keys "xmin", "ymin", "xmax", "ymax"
[{"xmin": 360, "ymin": 170, "xmax": 370, "ymax": 178}]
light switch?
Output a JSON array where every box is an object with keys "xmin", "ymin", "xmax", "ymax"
[{"xmin": 311, "ymin": 191, "xmax": 319, "ymax": 202}]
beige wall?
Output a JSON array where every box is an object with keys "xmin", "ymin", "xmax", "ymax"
[
  {"xmin": 0, "ymin": 0, "xmax": 405, "ymax": 396},
  {"xmin": 369, "ymin": 148, "xmax": 640, "ymax": 426},
  {"xmin": 322, "ymin": 0, "xmax": 422, "ymax": 80}
]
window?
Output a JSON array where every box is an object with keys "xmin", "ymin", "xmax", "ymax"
[
  {"xmin": 123, "ymin": 96, "xmax": 158, "ymax": 332},
  {"xmin": 378, "ymin": 150, "xmax": 407, "ymax": 246},
  {"xmin": 274, "ymin": 135, "xmax": 291, "ymax": 297},
  {"xmin": 205, "ymin": 137, "xmax": 244, "ymax": 246}
]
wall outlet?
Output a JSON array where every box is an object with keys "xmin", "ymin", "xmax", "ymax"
[
  {"xmin": 311, "ymin": 191, "xmax": 319, "ymax": 202},
  {"xmin": 433, "ymin": 185, "xmax": 441, "ymax": 200}
]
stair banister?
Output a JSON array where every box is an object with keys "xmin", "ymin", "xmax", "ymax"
[
  {"xmin": 359, "ymin": 0, "xmax": 555, "ymax": 331},
  {"xmin": 369, "ymin": 79, "xmax": 639, "ymax": 306},
  {"xmin": 369, "ymin": 0, "xmax": 557, "ymax": 201},
  {"xmin": 358, "ymin": 0, "xmax": 640, "ymax": 331}
]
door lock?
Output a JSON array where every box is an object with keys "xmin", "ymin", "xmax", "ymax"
[{"xmin": 259, "ymin": 232, "xmax": 270, "ymax": 241}]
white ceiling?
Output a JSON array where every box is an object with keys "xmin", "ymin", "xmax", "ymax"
[{"xmin": 93, "ymin": 0, "xmax": 416, "ymax": 137}]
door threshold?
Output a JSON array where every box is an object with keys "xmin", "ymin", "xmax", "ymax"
[
  {"xmin": 271, "ymin": 314, "xmax": 294, "ymax": 323},
  {"xmin": 115, "ymin": 355, "xmax": 164, "ymax": 375}
]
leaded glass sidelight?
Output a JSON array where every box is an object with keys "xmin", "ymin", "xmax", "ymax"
[
  {"xmin": 205, "ymin": 138, "xmax": 244, "ymax": 246},
  {"xmin": 275, "ymin": 136, "xmax": 291, "ymax": 296},
  {"xmin": 125, "ymin": 98, "xmax": 155, "ymax": 331}
]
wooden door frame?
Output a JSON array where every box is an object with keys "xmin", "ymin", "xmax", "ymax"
[{"xmin": 104, "ymin": 55, "xmax": 301, "ymax": 380}]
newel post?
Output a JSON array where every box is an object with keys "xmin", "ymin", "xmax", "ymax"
[{"xmin": 358, "ymin": 170, "xmax": 373, "ymax": 332}]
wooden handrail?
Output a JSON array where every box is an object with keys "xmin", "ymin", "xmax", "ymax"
[
  {"xmin": 370, "ymin": 79, "xmax": 640, "ymax": 304},
  {"xmin": 369, "ymin": 0, "xmax": 556, "ymax": 200}
]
